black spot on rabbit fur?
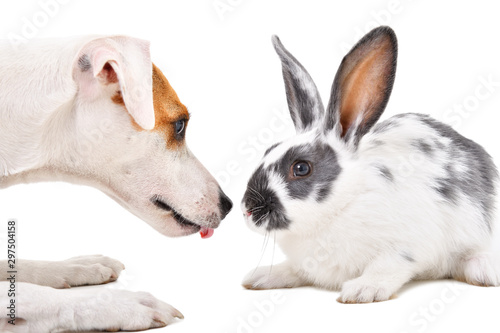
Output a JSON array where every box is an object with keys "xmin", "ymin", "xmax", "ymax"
[
  {"xmin": 434, "ymin": 176, "xmax": 458, "ymax": 203},
  {"xmin": 414, "ymin": 113, "xmax": 498, "ymax": 231},
  {"xmin": 413, "ymin": 139, "xmax": 434, "ymax": 155},
  {"xmin": 372, "ymin": 118, "xmax": 399, "ymax": 134},
  {"xmin": 270, "ymin": 141, "xmax": 341, "ymax": 202},
  {"xmin": 401, "ymin": 252, "xmax": 415, "ymax": 262},
  {"xmin": 264, "ymin": 142, "xmax": 281, "ymax": 157},
  {"xmin": 244, "ymin": 168, "xmax": 290, "ymax": 230},
  {"xmin": 376, "ymin": 165, "xmax": 394, "ymax": 182}
]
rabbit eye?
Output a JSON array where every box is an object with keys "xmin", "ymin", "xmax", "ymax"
[{"xmin": 291, "ymin": 161, "xmax": 312, "ymax": 178}]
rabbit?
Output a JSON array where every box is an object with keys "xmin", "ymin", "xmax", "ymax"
[{"xmin": 241, "ymin": 26, "xmax": 500, "ymax": 303}]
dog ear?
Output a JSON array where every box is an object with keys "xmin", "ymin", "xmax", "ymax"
[{"xmin": 73, "ymin": 36, "xmax": 155, "ymax": 130}]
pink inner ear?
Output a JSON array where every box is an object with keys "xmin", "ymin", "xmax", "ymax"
[
  {"xmin": 98, "ymin": 62, "xmax": 119, "ymax": 84},
  {"xmin": 76, "ymin": 36, "xmax": 155, "ymax": 130},
  {"xmin": 339, "ymin": 37, "xmax": 394, "ymax": 137}
]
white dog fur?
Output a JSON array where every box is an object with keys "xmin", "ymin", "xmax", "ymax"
[{"xmin": 0, "ymin": 35, "xmax": 231, "ymax": 331}]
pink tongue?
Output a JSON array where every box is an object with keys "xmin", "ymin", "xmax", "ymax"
[{"xmin": 200, "ymin": 227, "xmax": 214, "ymax": 239}]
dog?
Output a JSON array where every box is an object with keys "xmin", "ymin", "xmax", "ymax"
[{"xmin": 0, "ymin": 35, "xmax": 232, "ymax": 332}]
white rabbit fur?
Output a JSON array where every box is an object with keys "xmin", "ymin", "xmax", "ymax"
[{"xmin": 241, "ymin": 26, "xmax": 499, "ymax": 303}]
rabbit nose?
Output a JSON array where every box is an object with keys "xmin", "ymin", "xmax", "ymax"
[{"xmin": 218, "ymin": 189, "xmax": 233, "ymax": 220}]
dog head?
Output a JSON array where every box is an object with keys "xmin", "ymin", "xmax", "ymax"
[{"xmin": 67, "ymin": 36, "xmax": 232, "ymax": 237}]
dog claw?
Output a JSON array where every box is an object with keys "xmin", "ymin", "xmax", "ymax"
[
  {"xmin": 174, "ymin": 310, "xmax": 185, "ymax": 319},
  {"xmin": 153, "ymin": 318, "xmax": 167, "ymax": 328}
]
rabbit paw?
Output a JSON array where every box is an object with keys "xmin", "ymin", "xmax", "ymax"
[
  {"xmin": 242, "ymin": 264, "xmax": 304, "ymax": 290},
  {"xmin": 338, "ymin": 278, "xmax": 394, "ymax": 304},
  {"xmin": 462, "ymin": 254, "xmax": 499, "ymax": 287}
]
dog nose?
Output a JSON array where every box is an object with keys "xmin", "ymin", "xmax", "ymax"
[{"xmin": 218, "ymin": 190, "xmax": 233, "ymax": 220}]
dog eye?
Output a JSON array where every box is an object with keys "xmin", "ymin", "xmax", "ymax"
[
  {"xmin": 291, "ymin": 161, "xmax": 312, "ymax": 178},
  {"xmin": 174, "ymin": 119, "xmax": 185, "ymax": 134}
]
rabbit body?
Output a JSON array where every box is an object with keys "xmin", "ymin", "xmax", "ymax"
[{"xmin": 242, "ymin": 27, "xmax": 499, "ymax": 303}]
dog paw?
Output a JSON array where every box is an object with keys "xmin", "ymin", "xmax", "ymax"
[
  {"xmin": 337, "ymin": 278, "xmax": 394, "ymax": 304},
  {"xmin": 20, "ymin": 255, "xmax": 125, "ymax": 288},
  {"xmin": 10, "ymin": 284, "xmax": 183, "ymax": 332},
  {"xmin": 62, "ymin": 255, "xmax": 125, "ymax": 287},
  {"xmin": 71, "ymin": 289, "xmax": 183, "ymax": 331},
  {"xmin": 242, "ymin": 264, "xmax": 303, "ymax": 290}
]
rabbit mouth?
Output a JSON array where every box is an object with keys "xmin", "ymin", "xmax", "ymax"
[
  {"xmin": 242, "ymin": 194, "xmax": 290, "ymax": 231},
  {"xmin": 246, "ymin": 209, "xmax": 270, "ymax": 227}
]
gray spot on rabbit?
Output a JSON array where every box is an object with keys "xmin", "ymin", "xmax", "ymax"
[
  {"xmin": 434, "ymin": 176, "xmax": 457, "ymax": 203},
  {"xmin": 413, "ymin": 139, "xmax": 434, "ymax": 155},
  {"xmin": 264, "ymin": 142, "xmax": 281, "ymax": 157},
  {"xmin": 372, "ymin": 118, "xmax": 400, "ymax": 134},
  {"xmin": 401, "ymin": 252, "xmax": 415, "ymax": 262},
  {"xmin": 365, "ymin": 139, "xmax": 385, "ymax": 151},
  {"xmin": 376, "ymin": 165, "xmax": 394, "ymax": 182},
  {"xmin": 270, "ymin": 141, "xmax": 341, "ymax": 202},
  {"xmin": 434, "ymin": 139, "xmax": 446, "ymax": 150},
  {"xmin": 372, "ymin": 139, "xmax": 385, "ymax": 147},
  {"xmin": 415, "ymin": 114, "xmax": 498, "ymax": 231},
  {"xmin": 372, "ymin": 113, "xmax": 418, "ymax": 134}
]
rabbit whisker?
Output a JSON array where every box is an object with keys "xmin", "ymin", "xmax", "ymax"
[
  {"xmin": 250, "ymin": 205, "xmax": 265, "ymax": 214},
  {"xmin": 253, "ymin": 211, "xmax": 269, "ymax": 226},
  {"xmin": 251, "ymin": 230, "xmax": 270, "ymax": 278},
  {"xmin": 267, "ymin": 231, "xmax": 277, "ymax": 277},
  {"xmin": 249, "ymin": 186, "xmax": 265, "ymax": 200}
]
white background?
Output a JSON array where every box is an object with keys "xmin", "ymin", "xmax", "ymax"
[{"xmin": 1, "ymin": 1, "xmax": 500, "ymax": 332}]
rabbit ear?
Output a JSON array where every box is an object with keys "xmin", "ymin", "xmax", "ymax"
[
  {"xmin": 325, "ymin": 26, "xmax": 397, "ymax": 144},
  {"xmin": 272, "ymin": 35, "xmax": 324, "ymax": 133}
]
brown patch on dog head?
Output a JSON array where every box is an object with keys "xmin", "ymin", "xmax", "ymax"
[
  {"xmin": 111, "ymin": 91, "xmax": 142, "ymax": 131},
  {"xmin": 151, "ymin": 63, "xmax": 190, "ymax": 149},
  {"xmin": 111, "ymin": 90, "xmax": 125, "ymax": 106},
  {"xmin": 110, "ymin": 63, "xmax": 190, "ymax": 146}
]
